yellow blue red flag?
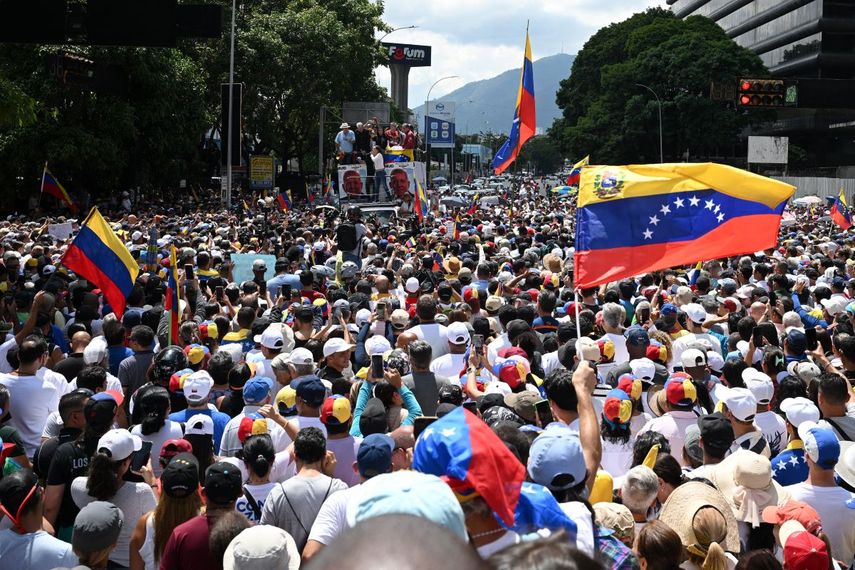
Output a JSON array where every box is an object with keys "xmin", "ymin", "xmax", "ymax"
[
  {"xmin": 41, "ymin": 166, "xmax": 78, "ymax": 213},
  {"xmin": 166, "ymin": 245, "xmax": 181, "ymax": 345},
  {"xmin": 573, "ymin": 163, "xmax": 795, "ymax": 288},
  {"xmin": 61, "ymin": 208, "xmax": 140, "ymax": 315},
  {"xmin": 492, "ymin": 29, "xmax": 536, "ymax": 174},
  {"xmin": 415, "ymin": 179, "xmax": 429, "ymax": 221},
  {"xmin": 830, "ymin": 189, "xmax": 851, "ymax": 230}
]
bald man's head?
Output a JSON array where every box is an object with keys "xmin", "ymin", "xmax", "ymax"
[
  {"xmin": 304, "ymin": 515, "xmax": 486, "ymax": 570},
  {"xmin": 396, "ymin": 331, "xmax": 417, "ymax": 350},
  {"xmin": 70, "ymin": 331, "xmax": 91, "ymax": 352}
]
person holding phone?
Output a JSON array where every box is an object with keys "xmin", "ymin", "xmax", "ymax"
[{"xmin": 70, "ymin": 429, "xmax": 157, "ymax": 568}]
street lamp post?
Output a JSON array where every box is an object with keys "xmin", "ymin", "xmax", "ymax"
[
  {"xmin": 424, "ymin": 75, "xmax": 458, "ymax": 183},
  {"xmin": 635, "ymin": 83, "xmax": 663, "ymax": 164},
  {"xmin": 379, "ymin": 25, "xmax": 417, "ymax": 42},
  {"xmin": 225, "ymin": 0, "xmax": 237, "ymax": 209}
]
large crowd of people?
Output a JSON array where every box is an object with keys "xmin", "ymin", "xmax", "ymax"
[{"xmin": 0, "ymin": 190, "xmax": 853, "ymax": 570}]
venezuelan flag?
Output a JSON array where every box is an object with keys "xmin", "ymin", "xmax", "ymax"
[
  {"xmin": 415, "ymin": 179, "xmax": 429, "ymax": 222},
  {"xmin": 41, "ymin": 167, "xmax": 78, "ymax": 213},
  {"xmin": 492, "ymin": 30, "xmax": 535, "ymax": 175},
  {"xmin": 61, "ymin": 208, "xmax": 140, "ymax": 316},
  {"xmin": 566, "ymin": 156, "xmax": 589, "ymax": 187},
  {"xmin": 165, "ymin": 245, "xmax": 181, "ymax": 345},
  {"xmin": 467, "ymin": 193, "xmax": 479, "ymax": 215},
  {"xmin": 277, "ymin": 189, "xmax": 292, "ymax": 211},
  {"xmin": 383, "ymin": 148, "xmax": 414, "ymax": 163},
  {"xmin": 573, "ymin": 163, "xmax": 795, "ymax": 288},
  {"xmin": 830, "ymin": 189, "xmax": 851, "ymax": 231},
  {"xmin": 405, "ymin": 236, "xmax": 417, "ymax": 250}
]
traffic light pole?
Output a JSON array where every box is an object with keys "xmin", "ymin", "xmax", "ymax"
[
  {"xmin": 225, "ymin": 0, "xmax": 236, "ymax": 210},
  {"xmin": 636, "ymin": 83, "xmax": 663, "ymax": 164}
]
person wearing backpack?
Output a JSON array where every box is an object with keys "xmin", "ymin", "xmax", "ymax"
[{"xmin": 337, "ymin": 206, "xmax": 370, "ymax": 266}]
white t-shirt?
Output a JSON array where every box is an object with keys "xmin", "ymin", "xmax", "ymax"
[
  {"xmin": 600, "ymin": 438, "xmax": 633, "ymax": 478},
  {"xmin": 430, "ymin": 353, "xmax": 491, "ymax": 386},
  {"xmin": 37, "ymin": 367, "xmax": 72, "ymax": 397},
  {"xmin": 307, "ymin": 484, "xmax": 361, "ymax": 546},
  {"xmin": 754, "ymin": 410, "xmax": 787, "ymax": 457},
  {"xmin": 0, "ymin": 336, "xmax": 16, "ymax": 374},
  {"xmin": 220, "ymin": 406, "xmax": 292, "ymax": 457},
  {"xmin": 559, "ymin": 501, "xmax": 595, "ymax": 557},
  {"xmin": 289, "ymin": 416, "xmax": 328, "ymax": 438},
  {"xmin": 637, "ymin": 411, "xmax": 699, "ymax": 467},
  {"xmin": 0, "ymin": 372, "xmax": 62, "ymax": 457},
  {"xmin": 131, "ymin": 420, "xmax": 184, "ymax": 477},
  {"xmin": 787, "ymin": 483, "xmax": 855, "ymax": 563},
  {"xmin": 598, "ymin": 333, "xmax": 629, "ymax": 366},
  {"xmin": 487, "ymin": 334, "xmax": 511, "ymax": 368},
  {"xmin": 220, "ymin": 451, "xmax": 297, "ymax": 484},
  {"xmin": 235, "ymin": 481, "xmax": 277, "ymax": 523},
  {"xmin": 0, "ymin": 529, "xmax": 77, "ymax": 569},
  {"xmin": 410, "ymin": 323, "xmax": 449, "ymax": 358}
]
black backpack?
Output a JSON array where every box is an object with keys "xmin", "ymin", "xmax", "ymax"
[{"xmin": 336, "ymin": 223, "xmax": 358, "ymax": 251}]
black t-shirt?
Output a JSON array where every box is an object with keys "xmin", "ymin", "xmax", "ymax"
[
  {"xmin": 46, "ymin": 438, "xmax": 96, "ymax": 528},
  {"xmin": 0, "ymin": 424, "xmax": 26, "ymax": 459},
  {"xmin": 219, "ymin": 390, "xmax": 245, "ymax": 419},
  {"xmin": 319, "ymin": 365, "xmax": 344, "ymax": 382},
  {"xmin": 33, "ymin": 427, "xmax": 81, "ymax": 478}
]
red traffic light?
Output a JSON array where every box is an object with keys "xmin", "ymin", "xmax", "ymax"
[
  {"xmin": 740, "ymin": 81, "xmax": 752, "ymax": 92},
  {"xmin": 737, "ymin": 78, "xmax": 787, "ymax": 107},
  {"xmin": 740, "ymin": 95, "xmax": 751, "ymax": 105}
]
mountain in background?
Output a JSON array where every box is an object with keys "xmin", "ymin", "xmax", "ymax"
[{"xmin": 412, "ymin": 52, "xmax": 574, "ymax": 136}]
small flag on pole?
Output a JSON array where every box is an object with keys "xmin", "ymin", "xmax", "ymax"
[
  {"xmin": 276, "ymin": 189, "xmax": 292, "ymax": 211},
  {"xmin": 41, "ymin": 165, "xmax": 78, "ymax": 212}
]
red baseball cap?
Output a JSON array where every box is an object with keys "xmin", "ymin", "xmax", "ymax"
[
  {"xmin": 762, "ymin": 501, "xmax": 822, "ymax": 535},
  {"xmin": 781, "ymin": 521, "xmax": 829, "ymax": 570}
]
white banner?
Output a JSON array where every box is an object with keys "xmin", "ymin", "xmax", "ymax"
[{"xmin": 48, "ymin": 222, "xmax": 74, "ymax": 241}]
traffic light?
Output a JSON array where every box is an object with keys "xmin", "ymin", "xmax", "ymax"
[{"xmin": 738, "ymin": 79, "xmax": 786, "ymax": 107}]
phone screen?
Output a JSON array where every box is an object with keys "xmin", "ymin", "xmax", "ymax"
[
  {"xmin": 413, "ymin": 416, "xmax": 438, "ymax": 440},
  {"xmin": 752, "ymin": 327, "xmax": 764, "ymax": 347},
  {"xmin": 806, "ymin": 327, "xmax": 818, "ymax": 351},
  {"xmin": 376, "ymin": 302, "xmax": 386, "ymax": 321},
  {"xmin": 184, "ymin": 264, "xmax": 194, "ymax": 280},
  {"xmin": 131, "ymin": 441, "xmax": 153, "ymax": 473},
  {"xmin": 281, "ymin": 284, "xmax": 291, "ymax": 299},
  {"xmin": 215, "ymin": 286, "xmax": 224, "ymax": 300},
  {"xmin": 371, "ymin": 354, "xmax": 384, "ymax": 380},
  {"xmin": 473, "ymin": 334, "xmax": 484, "ymax": 351},
  {"xmin": 640, "ymin": 308, "xmax": 650, "ymax": 323},
  {"xmin": 535, "ymin": 399, "xmax": 554, "ymax": 427}
]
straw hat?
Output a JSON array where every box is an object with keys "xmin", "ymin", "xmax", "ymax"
[
  {"xmin": 647, "ymin": 384, "xmax": 667, "ymax": 417},
  {"xmin": 659, "ymin": 481, "xmax": 741, "ymax": 554},
  {"xmin": 835, "ymin": 440, "xmax": 855, "ymax": 488},
  {"xmin": 708, "ymin": 450, "xmax": 790, "ymax": 528}
]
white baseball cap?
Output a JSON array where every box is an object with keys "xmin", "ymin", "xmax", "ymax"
[
  {"xmin": 323, "ymin": 337, "xmax": 355, "ymax": 358},
  {"xmin": 576, "ymin": 337, "xmax": 600, "ymax": 362},
  {"xmin": 742, "ymin": 369, "xmax": 774, "ymax": 405},
  {"xmin": 254, "ymin": 326, "xmax": 285, "ymax": 350},
  {"xmin": 252, "ymin": 259, "xmax": 267, "ymax": 271},
  {"xmin": 185, "ymin": 413, "xmax": 215, "ymax": 436},
  {"xmin": 821, "ymin": 297, "xmax": 849, "ymax": 316},
  {"xmin": 183, "ymin": 370, "xmax": 214, "ymax": 404},
  {"xmin": 707, "ymin": 351, "xmax": 725, "ymax": 373},
  {"xmin": 365, "ymin": 335, "xmax": 392, "ymax": 355},
  {"xmin": 97, "ymin": 429, "xmax": 142, "ymax": 461},
  {"xmin": 285, "ymin": 347, "xmax": 314, "ymax": 366},
  {"xmin": 405, "ymin": 277, "xmax": 420, "ymax": 293},
  {"xmin": 680, "ymin": 348, "xmax": 707, "ymax": 369},
  {"xmin": 447, "ymin": 322, "xmax": 471, "ymax": 345},
  {"xmin": 780, "ymin": 397, "xmax": 821, "ymax": 428},
  {"xmin": 720, "ymin": 387, "xmax": 757, "ymax": 422},
  {"xmin": 355, "ymin": 308, "xmax": 372, "ymax": 328},
  {"xmin": 629, "ymin": 358, "xmax": 656, "ymax": 383},
  {"xmin": 787, "ymin": 361, "xmax": 822, "ymax": 383},
  {"xmin": 682, "ymin": 303, "xmax": 707, "ymax": 324}
]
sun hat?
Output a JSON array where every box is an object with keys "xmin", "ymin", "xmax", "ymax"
[
  {"xmin": 658, "ymin": 481, "xmax": 740, "ymax": 553},
  {"xmin": 647, "ymin": 384, "xmax": 667, "ymax": 418},
  {"xmin": 223, "ymin": 525, "xmax": 300, "ymax": 570},
  {"xmin": 762, "ymin": 500, "xmax": 823, "ymax": 535},
  {"xmin": 709, "ymin": 449, "xmax": 789, "ymax": 527},
  {"xmin": 837, "ymin": 441, "xmax": 855, "ymax": 489}
]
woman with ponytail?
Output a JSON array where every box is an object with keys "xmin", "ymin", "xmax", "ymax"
[
  {"xmin": 234, "ymin": 434, "xmax": 277, "ymax": 523},
  {"xmin": 658, "ymin": 481, "xmax": 741, "ymax": 570},
  {"xmin": 600, "ymin": 388, "xmax": 634, "ymax": 476},
  {"xmin": 71, "ymin": 429, "xmax": 157, "ymax": 568},
  {"xmin": 130, "ymin": 385, "xmax": 183, "ymax": 477}
]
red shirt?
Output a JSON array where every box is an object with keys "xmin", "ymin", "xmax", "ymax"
[
  {"xmin": 159, "ymin": 515, "xmax": 217, "ymax": 570},
  {"xmin": 403, "ymin": 131, "xmax": 415, "ymax": 149}
]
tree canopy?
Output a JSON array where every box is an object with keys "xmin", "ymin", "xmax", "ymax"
[
  {"xmin": 0, "ymin": 0, "xmax": 388, "ymax": 208},
  {"xmin": 550, "ymin": 8, "xmax": 768, "ymax": 164}
]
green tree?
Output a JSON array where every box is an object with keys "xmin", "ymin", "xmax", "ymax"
[
  {"xmin": 518, "ymin": 135, "xmax": 562, "ymax": 174},
  {"xmin": 550, "ymin": 9, "xmax": 768, "ymax": 164}
]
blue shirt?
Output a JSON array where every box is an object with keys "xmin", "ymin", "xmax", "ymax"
[
  {"xmin": 771, "ymin": 441, "xmax": 808, "ymax": 486},
  {"xmin": 335, "ymin": 130, "xmax": 356, "ymax": 153},
  {"xmin": 168, "ymin": 408, "xmax": 231, "ymax": 453},
  {"xmin": 266, "ymin": 273, "xmax": 301, "ymax": 300},
  {"xmin": 108, "ymin": 345, "xmax": 134, "ymax": 377},
  {"xmin": 532, "ymin": 316, "xmax": 560, "ymax": 334}
]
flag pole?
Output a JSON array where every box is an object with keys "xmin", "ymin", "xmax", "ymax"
[
  {"xmin": 574, "ymin": 288, "xmax": 582, "ymax": 341},
  {"xmin": 38, "ymin": 161, "xmax": 48, "ymax": 208}
]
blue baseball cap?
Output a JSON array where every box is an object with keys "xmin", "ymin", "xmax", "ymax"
[
  {"xmin": 624, "ymin": 325, "xmax": 650, "ymax": 346},
  {"xmin": 357, "ymin": 434, "xmax": 395, "ymax": 478},
  {"xmin": 798, "ymin": 421, "xmax": 840, "ymax": 470},
  {"xmin": 243, "ymin": 376, "xmax": 274, "ymax": 404},
  {"xmin": 786, "ymin": 329, "xmax": 807, "ymax": 354},
  {"xmin": 292, "ymin": 375, "xmax": 326, "ymax": 408},
  {"xmin": 526, "ymin": 424, "xmax": 586, "ymax": 491},
  {"xmin": 660, "ymin": 303, "xmax": 678, "ymax": 317}
]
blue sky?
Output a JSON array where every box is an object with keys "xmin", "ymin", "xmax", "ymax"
[{"xmin": 375, "ymin": 0, "xmax": 668, "ymax": 105}]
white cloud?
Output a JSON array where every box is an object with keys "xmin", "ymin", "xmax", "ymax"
[{"xmin": 376, "ymin": 0, "xmax": 668, "ymax": 105}]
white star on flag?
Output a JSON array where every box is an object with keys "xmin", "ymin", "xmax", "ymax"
[
  {"xmin": 714, "ymin": 204, "xmax": 721, "ymax": 213},
  {"xmin": 789, "ymin": 456, "xmax": 800, "ymax": 467},
  {"xmin": 649, "ymin": 215, "xmax": 660, "ymax": 226},
  {"xmin": 660, "ymin": 204, "xmax": 671, "ymax": 215},
  {"xmin": 705, "ymin": 199, "xmax": 715, "ymax": 210},
  {"xmin": 440, "ymin": 427, "xmax": 457, "ymax": 438},
  {"xmin": 717, "ymin": 213, "xmax": 725, "ymax": 223},
  {"xmin": 643, "ymin": 229, "xmax": 653, "ymax": 240},
  {"xmin": 689, "ymin": 196, "xmax": 700, "ymax": 207},
  {"xmin": 674, "ymin": 198, "xmax": 684, "ymax": 208}
]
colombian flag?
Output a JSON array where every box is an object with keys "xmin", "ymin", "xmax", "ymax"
[
  {"xmin": 62, "ymin": 208, "xmax": 140, "ymax": 316},
  {"xmin": 276, "ymin": 189, "xmax": 292, "ymax": 211},
  {"xmin": 566, "ymin": 156, "xmax": 589, "ymax": 187},
  {"xmin": 165, "ymin": 245, "xmax": 181, "ymax": 345},
  {"xmin": 492, "ymin": 30, "xmax": 535, "ymax": 175},
  {"xmin": 574, "ymin": 163, "xmax": 795, "ymax": 288},
  {"xmin": 830, "ymin": 189, "xmax": 851, "ymax": 230},
  {"xmin": 415, "ymin": 179, "xmax": 429, "ymax": 222},
  {"xmin": 41, "ymin": 167, "xmax": 78, "ymax": 213}
]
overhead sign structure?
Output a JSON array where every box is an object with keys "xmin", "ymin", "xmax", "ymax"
[
  {"xmin": 382, "ymin": 42, "xmax": 432, "ymax": 67},
  {"xmin": 249, "ymin": 156, "xmax": 275, "ymax": 190}
]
